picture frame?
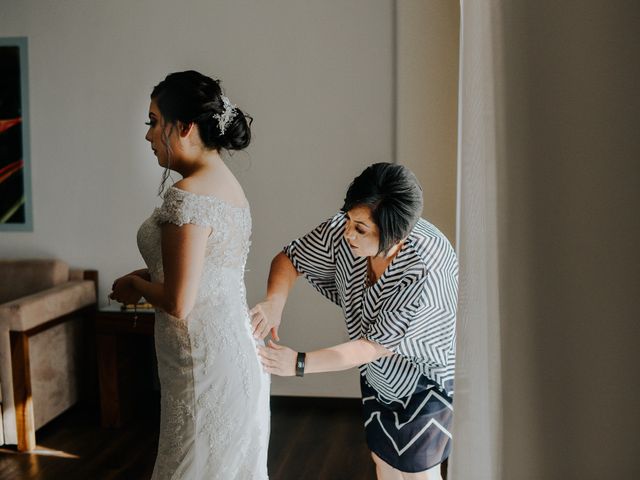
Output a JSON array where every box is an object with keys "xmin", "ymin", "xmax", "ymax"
[{"xmin": 0, "ymin": 37, "xmax": 33, "ymax": 231}]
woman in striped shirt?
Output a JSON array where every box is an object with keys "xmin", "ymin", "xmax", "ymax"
[{"xmin": 253, "ymin": 163, "xmax": 458, "ymax": 480}]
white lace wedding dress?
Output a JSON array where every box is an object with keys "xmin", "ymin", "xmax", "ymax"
[{"xmin": 137, "ymin": 186, "xmax": 270, "ymax": 479}]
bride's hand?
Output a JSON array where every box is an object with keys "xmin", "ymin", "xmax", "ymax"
[
  {"xmin": 109, "ymin": 275, "xmax": 142, "ymax": 305},
  {"xmin": 110, "ymin": 269, "xmax": 150, "ymax": 302},
  {"xmin": 249, "ymin": 299, "xmax": 283, "ymax": 341},
  {"xmin": 257, "ymin": 340, "xmax": 296, "ymax": 376},
  {"xmin": 129, "ymin": 268, "xmax": 151, "ymax": 281},
  {"xmin": 111, "ymin": 269, "xmax": 149, "ymax": 292}
]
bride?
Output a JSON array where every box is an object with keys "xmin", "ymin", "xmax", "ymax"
[{"xmin": 110, "ymin": 70, "xmax": 270, "ymax": 479}]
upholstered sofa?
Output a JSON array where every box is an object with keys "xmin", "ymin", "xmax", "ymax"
[{"xmin": 0, "ymin": 259, "xmax": 97, "ymax": 451}]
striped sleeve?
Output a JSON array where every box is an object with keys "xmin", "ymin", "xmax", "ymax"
[
  {"xmin": 282, "ymin": 212, "xmax": 345, "ymax": 306},
  {"xmin": 365, "ymin": 249, "xmax": 458, "ymax": 370}
]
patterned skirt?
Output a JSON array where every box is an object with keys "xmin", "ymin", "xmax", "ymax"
[{"xmin": 360, "ymin": 375, "xmax": 453, "ymax": 473}]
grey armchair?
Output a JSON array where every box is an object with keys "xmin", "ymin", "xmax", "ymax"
[{"xmin": 0, "ymin": 259, "xmax": 97, "ymax": 451}]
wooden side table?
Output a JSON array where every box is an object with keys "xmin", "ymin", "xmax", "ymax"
[{"xmin": 95, "ymin": 305, "xmax": 155, "ymax": 428}]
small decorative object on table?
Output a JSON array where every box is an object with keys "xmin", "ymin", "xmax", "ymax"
[{"xmin": 120, "ymin": 301, "xmax": 154, "ymax": 311}]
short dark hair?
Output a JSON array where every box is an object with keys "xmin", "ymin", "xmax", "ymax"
[
  {"xmin": 151, "ymin": 70, "xmax": 252, "ymax": 152},
  {"xmin": 342, "ymin": 163, "xmax": 424, "ymax": 254}
]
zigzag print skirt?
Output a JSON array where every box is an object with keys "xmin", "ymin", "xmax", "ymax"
[{"xmin": 360, "ymin": 376, "xmax": 453, "ymax": 473}]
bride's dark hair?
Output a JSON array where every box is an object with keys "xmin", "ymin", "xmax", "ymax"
[{"xmin": 151, "ymin": 70, "xmax": 252, "ymax": 194}]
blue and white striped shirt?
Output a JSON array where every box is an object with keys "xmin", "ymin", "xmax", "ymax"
[{"xmin": 283, "ymin": 211, "xmax": 458, "ymax": 402}]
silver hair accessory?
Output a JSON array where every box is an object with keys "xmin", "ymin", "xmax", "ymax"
[{"xmin": 213, "ymin": 95, "xmax": 238, "ymax": 135}]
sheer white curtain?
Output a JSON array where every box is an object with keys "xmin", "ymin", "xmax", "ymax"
[{"xmin": 450, "ymin": 1, "xmax": 504, "ymax": 479}]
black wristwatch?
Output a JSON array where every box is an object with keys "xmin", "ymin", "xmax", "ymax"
[{"xmin": 295, "ymin": 352, "xmax": 306, "ymax": 377}]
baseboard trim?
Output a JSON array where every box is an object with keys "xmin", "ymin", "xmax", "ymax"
[{"xmin": 269, "ymin": 395, "xmax": 361, "ymax": 410}]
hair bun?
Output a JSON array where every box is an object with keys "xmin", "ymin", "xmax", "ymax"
[
  {"xmin": 217, "ymin": 109, "xmax": 252, "ymax": 151},
  {"xmin": 151, "ymin": 70, "xmax": 252, "ymax": 152}
]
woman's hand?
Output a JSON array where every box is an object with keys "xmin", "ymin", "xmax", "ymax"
[
  {"xmin": 250, "ymin": 299, "xmax": 283, "ymax": 340},
  {"xmin": 109, "ymin": 275, "xmax": 142, "ymax": 305},
  {"xmin": 257, "ymin": 340, "xmax": 297, "ymax": 376},
  {"xmin": 111, "ymin": 269, "xmax": 149, "ymax": 292},
  {"xmin": 128, "ymin": 268, "xmax": 151, "ymax": 281}
]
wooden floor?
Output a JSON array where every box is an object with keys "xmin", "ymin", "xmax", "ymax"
[{"xmin": 0, "ymin": 397, "xmax": 377, "ymax": 480}]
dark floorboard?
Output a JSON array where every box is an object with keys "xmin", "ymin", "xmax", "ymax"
[{"xmin": 0, "ymin": 397, "xmax": 377, "ymax": 480}]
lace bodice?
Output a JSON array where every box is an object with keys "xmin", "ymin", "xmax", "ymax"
[{"xmin": 137, "ymin": 186, "xmax": 252, "ymax": 290}]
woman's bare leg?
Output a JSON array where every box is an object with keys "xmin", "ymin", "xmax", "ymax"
[
  {"xmin": 371, "ymin": 452, "xmax": 403, "ymax": 480},
  {"xmin": 371, "ymin": 452, "xmax": 443, "ymax": 480}
]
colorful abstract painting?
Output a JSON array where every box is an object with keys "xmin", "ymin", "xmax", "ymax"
[{"xmin": 0, "ymin": 37, "xmax": 32, "ymax": 231}]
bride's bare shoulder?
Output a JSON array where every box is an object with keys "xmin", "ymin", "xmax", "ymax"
[{"xmin": 173, "ymin": 176, "xmax": 248, "ymax": 208}]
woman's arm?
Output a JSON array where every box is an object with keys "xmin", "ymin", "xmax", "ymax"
[
  {"xmin": 257, "ymin": 338, "xmax": 392, "ymax": 376},
  {"xmin": 158, "ymin": 222, "xmax": 210, "ymax": 318},
  {"xmin": 127, "ymin": 268, "xmax": 150, "ymax": 280},
  {"xmin": 250, "ymin": 252, "xmax": 300, "ymax": 340},
  {"xmin": 110, "ymin": 268, "xmax": 150, "ymax": 296}
]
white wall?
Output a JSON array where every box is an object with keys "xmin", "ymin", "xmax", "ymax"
[
  {"xmin": 396, "ymin": 1, "xmax": 459, "ymax": 244},
  {"xmin": 0, "ymin": 0, "xmax": 394, "ymax": 397}
]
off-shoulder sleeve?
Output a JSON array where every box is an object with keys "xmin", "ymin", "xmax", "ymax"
[
  {"xmin": 154, "ymin": 187, "xmax": 219, "ymax": 228},
  {"xmin": 282, "ymin": 212, "xmax": 346, "ymax": 306},
  {"xmin": 365, "ymin": 243, "xmax": 458, "ymax": 370}
]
